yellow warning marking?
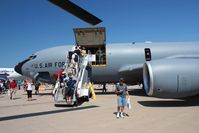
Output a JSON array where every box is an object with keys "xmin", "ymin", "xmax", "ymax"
[{"xmin": 89, "ymin": 82, "xmax": 96, "ymax": 100}]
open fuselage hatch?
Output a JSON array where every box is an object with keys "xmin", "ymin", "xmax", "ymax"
[{"xmin": 73, "ymin": 27, "xmax": 107, "ymax": 66}]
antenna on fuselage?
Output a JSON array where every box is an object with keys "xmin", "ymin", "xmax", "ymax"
[{"xmin": 144, "ymin": 48, "xmax": 152, "ymax": 61}]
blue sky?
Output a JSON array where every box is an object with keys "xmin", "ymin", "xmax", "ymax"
[{"xmin": 0, "ymin": 0, "xmax": 199, "ymax": 67}]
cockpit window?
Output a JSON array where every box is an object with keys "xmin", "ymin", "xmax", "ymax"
[{"xmin": 28, "ymin": 54, "xmax": 37, "ymax": 60}]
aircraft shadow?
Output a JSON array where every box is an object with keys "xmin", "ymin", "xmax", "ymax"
[
  {"xmin": 138, "ymin": 95, "xmax": 199, "ymax": 107},
  {"xmin": 113, "ymin": 112, "xmax": 130, "ymax": 117},
  {"xmin": 12, "ymin": 97, "xmax": 21, "ymax": 100},
  {"xmin": 29, "ymin": 99, "xmax": 37, "ymax": 101},
  {"xmin": 0, "ymin": 105, "xmax": 99, "ymax": 122},
  {"xmin": 95, "ymin": 91, "xmax": 115, "ymax": 95},
  {"xmin": 128, "ymin": 89, "xmax": 147, "ymax": 97},
  {"xmin": 23, "ymin": 93, "xmax": 52, "ymax": 96},
  {"xmin": 35, "ymin": 93, "xmax": 52, "ymax": 96}
]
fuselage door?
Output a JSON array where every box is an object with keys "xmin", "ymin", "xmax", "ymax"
[{"xmin": 73, "ymin": 27, "xmax": 107, "ymax": 66}]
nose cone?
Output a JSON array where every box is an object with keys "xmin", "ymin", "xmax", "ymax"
[
  {"xmin": 15, "ymin": 63, "xmax": 23, "ymax": 75},
  {"xmin": 14, "ymin": 59, "xmax": 30, "ymax": 75}
]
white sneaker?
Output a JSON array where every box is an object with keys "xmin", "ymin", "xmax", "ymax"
[
  {"xmin": 116, "ymin": 112, "xmax": 120, "ymax": 118},
  {"xmin": 120, "ymin": 112, "xmax": 125, "ymax": 118}
]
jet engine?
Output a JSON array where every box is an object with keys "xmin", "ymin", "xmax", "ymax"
[{"xmin": 143, "ymin": 59, "xmax": 199, "ymax": 98}]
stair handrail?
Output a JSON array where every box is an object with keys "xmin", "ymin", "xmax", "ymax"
[{"xmin": 73, "ymin": 55, "xmax": 89, "ymax": 100}]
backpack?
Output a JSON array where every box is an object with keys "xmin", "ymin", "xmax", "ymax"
[
  {"xmin": 74, "ymin": 49, "xmax": 81, "ymax": 56},
  {"xmin": 74, "ymin": 54, "xmax": 79, "ymax": 62},
  {"xmin": 67, "ymin": 79, "xmax": 76, "ymax": 89},
  {"xmin": 68, "ymin": 51, "xmax": 74, "ymax": 60}
]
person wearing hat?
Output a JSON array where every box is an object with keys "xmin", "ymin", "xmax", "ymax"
[{"xmin": 115, "ymin": 78, "xmax": 129, "ymax": 118}]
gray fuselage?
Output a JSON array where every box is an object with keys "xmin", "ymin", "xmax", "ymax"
[{"xmin": 18, "ymin": 42, "xmax": 199, "ymax": 84}]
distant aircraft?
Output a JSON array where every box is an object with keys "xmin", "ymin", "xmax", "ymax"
[{"xmin": 0, "ymin": 68, "xmax": 24, "ymax": 80}]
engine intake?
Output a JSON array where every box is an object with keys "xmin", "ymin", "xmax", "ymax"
[{"xmin": 143, "ymin": 59, "xmax": 199, "ymax": 98}]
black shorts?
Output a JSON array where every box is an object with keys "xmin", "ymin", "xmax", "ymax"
[
  {"xmin": 65, "ymin": 88, "xmax": 74, "ymax": 97},
  {"xmin": 27, "ymin": 90, "xmax": 32, "ymax": 98}
]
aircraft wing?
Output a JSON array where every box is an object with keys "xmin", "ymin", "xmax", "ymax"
[
  {"xmin": 119, "ymin": 64, "xmax": 143, "ymax": 73},
  {"xmin": 118, "ymin": 54, "xmax": 199, "ymax": 74},
  {"xmin": 118, "ymin": 64, "xmax": 143, "ymax": 84}
]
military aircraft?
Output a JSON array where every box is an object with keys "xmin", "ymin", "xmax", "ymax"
[
  {"xmin": 15, "ymin": 41, "xmax": 199, "ymax": 99},
  {"xmin": 14, "ymin": 0, "xmax": 199, "ymax": 99}
]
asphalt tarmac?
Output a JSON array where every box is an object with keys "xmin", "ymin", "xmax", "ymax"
[{"xmin": 0, "ymin": 85, "xmax": 199, "ymax": 133}]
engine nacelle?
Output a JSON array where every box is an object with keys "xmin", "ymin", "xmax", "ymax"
[{"xmin": 143, "ymin": 59, "xmax": 199, "ymax": 98}]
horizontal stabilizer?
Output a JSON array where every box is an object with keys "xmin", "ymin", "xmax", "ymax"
[{"xmin": 48, "ymin": 0, "xmax": 102, "ymax": 25}]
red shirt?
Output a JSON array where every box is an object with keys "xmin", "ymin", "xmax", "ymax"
[
  {"xmin": 53, "ymin": 74, "xmax": 58, "ymax": 80},
  {"xmin": 10, "ymin": 81, "xmax": 17, "ymax": 89},
  {"xmin": 58, "ymin": 69, "xmax": 63, "ymax": 76}
]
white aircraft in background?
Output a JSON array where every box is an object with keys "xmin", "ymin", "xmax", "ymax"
[{"xmin": 0, "ymin": 68, "xmax": 24, "ymax": 80}]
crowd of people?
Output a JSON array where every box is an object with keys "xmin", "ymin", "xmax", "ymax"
[
  {"xmin": 67, "ymin": 45, "xmax": 87, "ymax": 76},
  {"xmin": 0, "ymin": 79, "xmax": 10, "ymax": 94},
  {"xmin": 0, "ymin": 78, "xmax": 40, "ymax": 101},
  {"xmin": 1, "ymin": 76, "xmax": 131, "ymax": 118},
  {"xmin": 56, "ymin": 45, "xmax": 86, "ymax": 103}
]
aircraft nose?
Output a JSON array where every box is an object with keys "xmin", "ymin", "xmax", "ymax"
[
  {"xmin": 14, "ymin": 58, "xmax": 30, "ymax": 75},
  {"xmin": 14, "ymin": 63, "xmax": 23, "ymax": 75}
]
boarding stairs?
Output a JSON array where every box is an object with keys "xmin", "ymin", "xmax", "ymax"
[{"xmin": 53, "ymin": 54, "xmax": 95, "ymax": 106}]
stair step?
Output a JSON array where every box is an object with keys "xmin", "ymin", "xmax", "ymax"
[{"xmin": 54, "ymin": 54, "xmax": 91, "ymax": 106}]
